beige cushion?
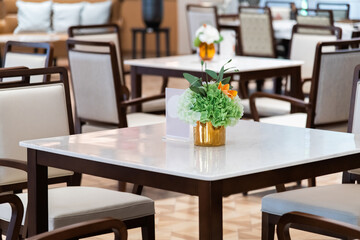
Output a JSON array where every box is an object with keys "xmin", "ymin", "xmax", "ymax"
[
  {"xmin": 82, "ymin": 113, "xmax": 165, "ymax": 132},
  {"xmin": 142, "ymin": 98, "xmax": 166, "ymax": 113},
  {"xmin": 262, "ymin": 184, "xmax": 360, "ymax": 226},
  {"xmin": 242, "ymin": 98, "xmax": 291, "ymax": 117},
  {"xmin": 349, "ymin": 168, "xmax": 360, "ymax": 175},
  {"xmin": 3, "ymin": 52, "xmax": 48, "ymax": 83},
  {"xmin": 0, "ymin": 186, "xmax": 154, "ymax": 230},
  {"xmin": 260, "ymin": 113, "xmax": 307, "ymax": 128}
]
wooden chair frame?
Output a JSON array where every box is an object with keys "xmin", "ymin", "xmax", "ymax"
[
  {"xmin": 26, "ymin": 218, "xmax": 127, "ymax": 240},
  {"xmin": 0, "ymin": 194, "xmax": 23, "ymax": 240},
  {"xmin": 186, "ymin": 4, "xmax": 219, "ymax": 54},
  {"xmin": 277, "ymin": 212, "xmax": 360, "ymax": 240},
  {"xmin": 2, "ymin": 41, "xmax": 54, "ymax": 82},
  {"xmin": 316, "ymin": 2, "xmax": 350, "ymax": 21}
]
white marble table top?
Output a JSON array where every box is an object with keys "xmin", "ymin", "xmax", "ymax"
[
  {"xmin": 125, "ymin": 55, "xmax": 302, "ymax": 73},
  {"xmin": 20, "ymin": 121, "xmax": 360, "ymax": 181}
]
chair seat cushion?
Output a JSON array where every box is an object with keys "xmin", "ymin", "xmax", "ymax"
[
  {"xmin": 262, "ymin": 184, "xmax": 360, "ymax": 226},
  {"xmin": 260, "ymin": 113, "xmax": 307, "ymax": 128},
  {"xmin": 349, "ymin": 168, "xmax": 360, "ymax": 175},
  {"xmin": 0, "ymin": 186, "xmax": 154, "ymax": 230},
  {"xmin": 142, "ymin": 98, "xmax": 166, "ymax": 113},
  {"xmin": 242, "ymin": 98, "xmax": 291, "ymax": 117},
  {"xmin": 0, "ymin": 166, "xmax": 73, "ymax": 186}
]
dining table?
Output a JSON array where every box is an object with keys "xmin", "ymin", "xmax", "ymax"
[
  {"xmin": 22, "ymin": 121, "xmax": 360, "ymax": 239},
  {"xmin": 124, "ymin": 54, "xmax": 303, "ymax": 112}
]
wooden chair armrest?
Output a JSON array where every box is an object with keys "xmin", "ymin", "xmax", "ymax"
[
  {"xmin": 0, "ymin": 194, "xmax": 24, "ymax": 240},
  {"xmin": 249, "ymin": 92, "xmax": 310, "ymax": 121},
  {"xmin": 121, "ymin": 93, "xmax": 165, "ymax": 107},
  {"xmin": 26, "ymin": 218, "xmax": 127, "ymax": 240},
  {"xmin": 0, "ymin": 158, "xmax": 27, "ymax": 172},
  {"xmin": 277, "ymin": 211, "xmax": 360, "ymax": 240}
]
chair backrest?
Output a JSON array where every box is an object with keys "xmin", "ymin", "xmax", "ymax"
[
  {"xmin": 238, "ymin": 6, "xmax": 276, "ymax": 58},
  {"xmin": 0, "ymin": 194, "xmax": 23, "ymax": 240},
  {"xmin": 265, "ymin": 1, "xmax": 296, "ymax": 20},
  {"xmin": 68, "ymin": 24, "xmax": 125, "ymax": 86},
  {"xmin": 317, "ymin": 2, "xmax": 350, "ymax": 22},
  {"xmin": 67, "ymin": 39, "xmax": 128, "ymax": 129},
  {"xmin": 2, "ymin": 41, "xmax": 53, "ymax": 83},
  {"xmin": 348, "ymin": 65, "xmax": 360, "ymax": 134},
  {"xmin": 295, "ymin": 8, "xmax": 334, "ymax": 35},
  {"xmin": 0, "ymin": 67, "xmax": 73, "ymax": 162},
  {"xmin": 186, "ymin": 4, "xmax": 218, "ymax": 53},
  {"xmin": 289, "ymin": 24, "xmax": 341, "ymax": 80},
  {"xmin": 307, "ymin": 39, "xmax": 360, "ymax": 128}
]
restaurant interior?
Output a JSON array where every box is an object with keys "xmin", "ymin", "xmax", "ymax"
[{"xmin": 0, "ymin": 0, "xmax": 360, "ymax": 239}]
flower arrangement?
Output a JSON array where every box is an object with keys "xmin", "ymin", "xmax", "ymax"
[
  {"xmin": 193, "ymin": 24, "xmax": 223, "ymax": 61},
  {"xmin": 178, "ymin": 60, "xmax": 244, "ymax": 128},
  {"xmin": 193, "ymin": 24, "xmax": 223, "ymax": 47}
]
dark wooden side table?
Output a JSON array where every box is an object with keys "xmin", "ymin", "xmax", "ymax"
[{"xmin": 132, "ymin": 27, "xmax": 170, "ymax": 58}]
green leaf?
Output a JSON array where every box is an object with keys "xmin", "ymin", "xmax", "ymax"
[
  {"xmin": 224, "ymin": 66, "xmax": 238, "ymax": 73},
  {"xmin": 183, "ymin": 73, "xmax": 201, "ymax": 87},
  {"xmin": 222, "ymin": 76, "xmax": 231, "ymax": 85},
  {"xmin": 190, "ymin": 86, "xmax": 206, "ymax": 97},
  {"xmin": 217, "ymin": 66, "xmax": 224, "ymax": 82},
  {"xmin": 205, "ymin": 69, "xmax": 218, "ymax": 80},
  {"xmin": 194, "ymin": 36, "xmax": 201, "ymax": 47},
  {"xmin": 214, "ymin": 35, "xmax": 224, "ymax": 44}
]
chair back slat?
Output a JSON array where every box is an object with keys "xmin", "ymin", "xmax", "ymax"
[
  {"xmin": 186, "ymin": 4, "xmax": 218, "ymax": 52},
  {"xmin": 295, "ymin": 9, "xmax": 334, "ymax": 35},
  {"xmin": 317, "ymin": 3, "xmax": 350, "ymax": 21},
  {"xmin": 238, "ymin": 6, "xmax": 276, "ymax": 57}
]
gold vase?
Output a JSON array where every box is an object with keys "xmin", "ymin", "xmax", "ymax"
[
  {"xmin": 194, "ymin": 121, "xmax": 225, "ymax": 147},
  {"xmin": 199, "ymin": 42, "xmax": 215, "ymax": 61}
]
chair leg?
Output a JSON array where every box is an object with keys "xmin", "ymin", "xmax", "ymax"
[
  {"xmin": 132, "ymin": 184, "xmax": 144, "ymax": 195},
  {"xmin": 118, "ymin": 181, "xmax": 126, "ymax": 192},
  {"xmin": 161, "ymin": 77, "xmax": 169, "ymax": 93},
  {"xmin": 68, "ymin": 173, "xmax": 82, "ymax": 186},
  {"xmin": 307, "ymin": 177, "xmax": 316, "ymax": 187},
  {"xmin": 141, "ymin": 215, "xmax": 155, "ymax": 240},
  {"xmin": 342, "ymin": 171, "xmax": 356, "ymax": 184},
  {"xmin": 262, "ymin": 212, "xmax": 275, "ymax": 240},
  {"xmin": 256, "ymin": 79, "xmax": 265, "ymax": 92}
]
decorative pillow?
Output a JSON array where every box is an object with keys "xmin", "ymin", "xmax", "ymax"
[
  {"xmin": 14, "ymin": 1, "xmax": 52, "ymax": 33},
  {"xmin": 81, "ymin": 1, "xmax": 112, "ymax": 25},
  {"xmin": 52, "ymin": 2, "xmax": 84, "ymax": 33}
]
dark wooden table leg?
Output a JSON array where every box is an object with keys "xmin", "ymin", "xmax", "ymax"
[
  {"xmin": 130, "ymin": 66, "xmax": 142, "ymax": 112},
  {"xmin": 141, "ymin": 31, "xmax": 146, "ymax": 59},
  {"xmin": 156, "ymin": 31, "xmax": 160, "ymax": 57},
  {"xmin": 165, "ymin": 29, "xmax": 170, "ymax": 56},
  {"xmin": 289, "ymin": 66, "xmax": 303, "ymax": 113},
  {"xmin": 132, "ymin": 30, "xmax": 137, "ymax": 59},
  {"xmin": 27, "ymin": 149, "xmax": 48, "ymax": 236},
  {"xmin": 198, "ymin": 181, "xmax": 223, "ymax": 240}
]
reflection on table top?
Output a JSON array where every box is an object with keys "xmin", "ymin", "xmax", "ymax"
[
  {"xmin": 124, "ymin": 54, "xmax": 303, "ymax": 73},
  {"xmin": 20, "ymin": 121, "xmax": 360, "ymax": 181}
]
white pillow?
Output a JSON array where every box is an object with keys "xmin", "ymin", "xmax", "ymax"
[
  {"xmin": 14, "ymin": 1, "xmax": 52, "ymax": 33},
  {"xmin": 81, "ymin": 1, "xmax": 112, "ymax": 25},
  {"xmin": 52, "ymin": 2, "xmax": 84, "ymax": 33}
]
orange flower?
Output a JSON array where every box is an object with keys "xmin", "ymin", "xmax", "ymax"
[{"xmin": 218, "ymin": 82, "xmax": 237, "ymax": 100}]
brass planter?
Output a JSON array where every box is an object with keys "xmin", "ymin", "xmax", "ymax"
[
  {"xmin": 199, "ymin": 42, "xmax": 215, "ymax": 61},
  {"xmin": 194, "ymin": 121, "xmax": 225, "ymax": 147}
]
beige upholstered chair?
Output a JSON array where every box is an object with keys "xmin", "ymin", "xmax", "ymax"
[
  {"xmin": 251, "ymin": 38, "xmax": 360, "ymax": 132},
  {"xmin": 260, "ymin": 65, "xmax": 360, "ymax": 240},
  {"xmin": 0, "ymin": 68, "xmax": 155, "ymax": 240},
  {"xmin": 67, "ymin": 39, "xmax": 165, "ymax": 133},
  {"xmin": 186, "ymin": 4, "xmax": 218, "ymax": 53},
  {"xmin": 295, "ymin": 8, "xmax": 334, "ymax": 35},
  {"xmin": 1, "ymin": 41, "xmax": 53, "ymax": 83},
  {"xmin": 68, "ymin": 24, "xmax": 166, "ymax": 113},
  {"xmin": 27, "ymin": 218, "xmax": 127, "ymax": 240},
  {"xmin": 289, "ymin": 24, "xmax": 341, "ymax": 95},
  {"xmin": 317, "ymin": 2, "xmax": 350, "ymax": 22},
  {"xmin": 0, "ymin": 67, "xmax": 80, "ymax": 195},
  {"xmin": 238, "ymin": 6, "xmax": 276, "ymax": 58}
]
